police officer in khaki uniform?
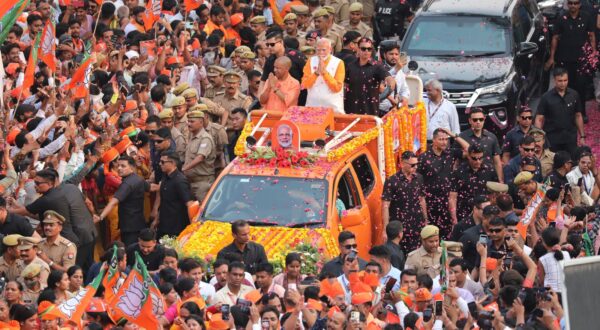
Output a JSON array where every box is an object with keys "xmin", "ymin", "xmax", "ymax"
[
  {"xmin": 340, "ymin": 3, "xmax": 373, "ymax": 39},
  {"xmin": 193, "ymin": 104, "xmax": 229, "ymax": 175},
  {"xmin": 21, "ymin": 263, "xmax": 43, "ymax": 304},
  {"xmin": 404, "ymin": 225, "xmax": 443, "ymax": 279},
  {"xmin": 237, "ymin": 52, "xmax": 263, "ymax": 93},
  {"xmin": 0, "ymin": 234, "xmax": 24, "ymax": 281},
  {"xmin": 213, "ymin": 71, "xmax": 253, "ymax": 127},
  {"xmin": 37, "ymin": 210, "xmax": 77, "ymax": 272},
  {"xmin": 182, "ymin": 110, "xmax": 216, "ymax": 201},
  {"xmin": 17, "ymin": 236, "xmax": 50, "ymax": 288},
  {"xmin": 158, "ymin": 109, "xmax": 187, "ymax": 160},
  {"xmin": 291, "ymin": 5, "xmax": 311, "ymax": 32},
  {"xmin": 183, "ymin": 88, "xmax": 229, "ymax": 126},
  {"xmin": 312, "ymin": 9, "xmax": 343, "ymax": 52},
  {"xmin": 283, "ymin": 14, "xmax": 307, "ymax": 45},
  {"xmin": 205, "ymin": 66, "xmax": 227, "ymax": 100},
  {"xmin": 169, "ymin": 96, "xmax": 190, "ymax": 139},
  {"xmin": 325, "ymin": 0, "xmax": 350, "ymax": 23},
  {"xmin": 323, "ymin": 6, "xmax": 347, "ymax": 39},
  {"xmin": 250, "ymin": 16, "xmax": 268, "ymax": 42},
  {"xmin": 172, "ymin": 82, "xmax": 191, "ymax": 97}
]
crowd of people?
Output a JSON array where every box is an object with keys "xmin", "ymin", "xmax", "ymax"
[{"xmin": 0, "ymin": 0, "xmax": 598, "ymax": 329}]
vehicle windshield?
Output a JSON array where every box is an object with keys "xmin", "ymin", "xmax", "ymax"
[
  {"xmin": 202, "ymin": 175, "xmax": 328, "ymax": 226},
  {"xmin": 403, "ymin": 16, "xmax": 510, "ymax": 56}
]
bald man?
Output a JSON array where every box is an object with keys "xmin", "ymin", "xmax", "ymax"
[
  {"xmin": 259, "ymin": 56, "xmax": 301, "ymax": 112},
  {"xmin": 301, "ymin": 38, "xmax": 345, "ymax": 113}
]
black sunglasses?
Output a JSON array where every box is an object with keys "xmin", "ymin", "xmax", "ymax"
[
  {"xmin": 266, "ymin": 41, "xmax": 279, "ymax": 47},
  {"xmin": 145, "ymin": 129, "xmax": 157, "ymax": 134},
  {"xmin": 522, "ymin": 147, "xmax": 535, "ymax": 152},
  {"xmin": 488, "ymin": 228, "xmax": 503, "ymax": 233},
  {"xmin": 154, "ymin": 139, "xmax": 165, "ymax": 144},
  {"xmin": 470, "ymin": 156, "xmax": 484, "ymax": 161},
  {"xmin": 520, "ymin": 116, "xmax": 532, "ymax": 120},
  {"xmin": 360, "ymin": 47, "xmax": 373, "ymax": 52},
  {"xmin": 471, "ymin": 118, "xmax": 485, "ymax": 122},
  {"xmin": 344, "ymin": 244, "xmax": 358, "ymax": 249}
]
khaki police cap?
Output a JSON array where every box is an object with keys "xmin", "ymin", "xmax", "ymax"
[
  {"xmin": 182, "ymin": 88, "xmax": 198, "ymax": 99},
  {"xmin": 486, "ymin": 181, "xmax": 509, "ymax": 193},
  {"xmin": 528, "ymin": 127, "xmax": 546, "ymax": 137},
  {"xmin": 169, "ymin": 96, "xmax": 186, "ymax": 107},
  {"xmin": 187, "ymin": 110, "xmax": 206, "ymax": 119},
  {"xmin": 323, "ymin": 6, "xmax": 335, "ymax": 15},
  {"xmin": 349, "ymin": 2, "xmax": 363, "ymax": 12},
  {"xmin": 173, "ymin": 83, "xmax": 190, "ymax": 96},
  {"xmin": 291, "ymin": 4, "xmax": 309, "ymax": 15},
  {"xmin": 224, "ymin": 71, "xmax": 242, "ymax": 83},
  {"xmin": 2, "ymin": 234, "xmax": 23, "ymax": 247},
  {"xmin": 158, "ymin": 108, "xmax": 174, "ymax": 119},
  {"xmin": 18, "ymin": 236, "xmax": 41, "ymax": 250},
  {"xmin": 421, "ymin": 225, "xmax": 439, "ymax": 239},
  {"xmin": 234, "ymin": 45, "xmax": 252, "ymax": 54},
  {"xmin": 189, "ymin": 104, "xmax": 209, "ymax": 112},
  {"xmin": 207, "ymin": 65, "xmax": 226, "ymax": 77},
  {"xmin": 21, "ymin": 263, "xmax": 42, "ymax": 279},
  {"xmin": 312, "ymin": 8, "xmax": 329, "ymax": 18},
  {"xmin": 284, "ymin": 13, "xmax": 298, "ymax": 22},
  {"xmin": 43, "ymin": 210, "xmax": 65, "ymax": 224},
  {"xmin": 445, "ymin": 241, "xmax": 463, "ymax": 257},
  {"xmin": 250, "ymin": 16, "xmax": 266, "ymax": 24},
  {"xmin": 300, "ymin": 46, "xmax": 316, "ymax": 55},
  {"xmin": 514, "ymin": 171, "xmax": 534, "ymax": 186},
  {"xmin": 239, "ymin": 51, "xmax": 256, "ymax": 60}
]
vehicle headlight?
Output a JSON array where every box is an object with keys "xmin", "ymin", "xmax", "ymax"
[{"xmin": 475, "ymin": 72, "xmax": 516, "ymax": 95}]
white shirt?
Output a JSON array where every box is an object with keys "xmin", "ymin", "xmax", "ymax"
[
  {"xmin": 425, "ymin": 97, "xmax": 461, "ymax": 140},
  {"xmin": 199, "ymin": 281, "xmax": 216, "ymax": 304},
  {"xmin": 379, "ymin": 68, "xmax": 410, "ymax": 113},
  {"xmin": 540, "ymin": 251, "xmax": 570, "ymax": 292},
  {"xmin": 566, "ymin": 166, "xmax": 595, "ymax": 196}
]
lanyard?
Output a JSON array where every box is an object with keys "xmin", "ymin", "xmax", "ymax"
[{"xmin": 428, "ymin": 99, "xmax": 444, "ymax": 121}]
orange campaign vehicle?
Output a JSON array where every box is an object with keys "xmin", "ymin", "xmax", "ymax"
[{"xmin": 177, "ymin": 70, "xmax": 426, "ymax": 267}]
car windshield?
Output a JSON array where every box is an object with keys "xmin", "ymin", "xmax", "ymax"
[
  {"xmin": 202, "ymin": 175, "xmax": 328, "ymax": 227},
  {"xmin": 403, "ymin": 16, "xmax": 510, "ymax": 56}
]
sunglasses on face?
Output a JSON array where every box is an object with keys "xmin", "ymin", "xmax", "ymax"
[
  {"xmin": 520, "ymin": 116, "xmax": 532, "ymax": 120},
  {"xmin": 266, "ymin": 41, "xmax": 279, "ymax": 47},
  {"xmin": 344, "ymin": 244, "xmax": 358, "ymax": 249},
  {"xmin": 471, "ymin": 118, "xmax": 485, "ymax": 122},
  {"xmin": 470, "ymin": 156, "xmax": 483, "ymax": 161},
  {"xmin": 145, "ymin": 129, "xmax": 157, "ymax": 134},
  {"xmin": 488, "ymin": 228, "xmax": 503, "ymax": 233},
  {"xmin": 522, "ymin": 147, "xmax": 535, "ymax": 152},
  {"xmin": 360, "ymin": 47, "xmax": 373, "ymax": 52}
]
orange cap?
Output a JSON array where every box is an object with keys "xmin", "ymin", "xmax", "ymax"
[
  {"xmin": 6, "ymin": 128, "xmax": 21, "ymax": 145},
  {"xmin": 486, "ymin": 258, "xmax": 498, "ymax": 271},
  {"xmin": 124, "ymin": 100, "xmax": 138, "ymax": 112},
  {"xmin": 231, "ymin": 13, "xmax": 244, "ymax": 26},
  {"xmin": 351, "ymin": 291, "xmax": 374, "ymax": 305},
  {"xmin": 306, "ymin": 298, "xmax": 323, "ymax": 311},
  {"xmin": 114, "ymin": 136, "xmax": 132, "ymax": 154},
  {"xmin": 414, "ymin": 288, "xmax": 432, "ymax": 302},
  {"xmin": 166, "ymin": 56, "xmax": 184, "ymax": 65},
  {"xmin": 208, "ymin": 313, "xmax": 230, "ymax": 330},
  {"xmin": 350, "ymin": 281, "xmax": 372, "ymax": 295},
  {"xmin": 245, "ymin": 289, "xmax": 262, "ymax": 304},
  {"xmin": 362, "ymin": 273, "xmax": 380, "ymax": 288},
  {"xmin": 38, "ymin": 301, "xmax": 65, "ymax": 321},
  {"xmin": 101, "ymin": 147, "xmax": 120, "ymax": 164},
  {"xmin": 327, "ymin": 305, "xmax": 341, "ymax": 318},
  {"xmin": 5, "ymin": 63, "xmax": 20, "ymax": 76},
  {"xmin": 319, "ymin": 279, "xmax": 345, "ymax": 299}
]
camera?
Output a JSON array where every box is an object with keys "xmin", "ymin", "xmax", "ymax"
[
  {"xmin": 346, "ymin": 250, "xmax": 357, "ymax": 262},
  {"xmin": 236, "ymin": 298, "xmax": 252, "ymax": 313}
]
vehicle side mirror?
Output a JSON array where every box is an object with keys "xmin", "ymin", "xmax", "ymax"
[
  {"xmin": 517, "ymin": 42, "xmax": 538, "ymax": 57},
  {"xmin": 340, "ymin": 208, "xmax": 363, "ymax": 228}
]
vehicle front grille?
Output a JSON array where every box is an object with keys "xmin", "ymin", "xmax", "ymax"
[{"xmin": 445, "ymin": 90, "xmax": 475, "ymax": 130}]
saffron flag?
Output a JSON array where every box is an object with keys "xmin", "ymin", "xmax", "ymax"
[
  {"xmin": 184, "ymin": 0, "xmax": 202, "ymax": 12},
  {"xmin": 22, "ymin": 32, "xmax": 41, "ymax": 92},
  {"xmin": 39, "ymin": 19, "xmax": 56, "ymax": 72},
  {"xmin": 110, "ymin": 252, "xmax": 162, "ymax": 330},
  {"xmin": 57, "ymin": 264, "xmax": 106, "ymax": 328},
  {"xmin": 64, "ymin": 41, "xmax": 93, "ymax": 98},
  {"xmin": 143, "ymin": 0, "xmax": 162, "ymax": 31},
  {"xmin": 102, "ymin": 245, "xmax": 121, "ymax": 303},
  {"xmin": 516, "ymin": 184, "xmax": 548, "ymax": 238},
  {"xmin": 0, "ymin": 0, "xmax": 30, "ymax": 45}
]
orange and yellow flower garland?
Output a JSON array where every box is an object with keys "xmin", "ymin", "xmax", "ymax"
[
  {"xmin": 326, "ymin": 126, "xmax": 381, "ymax": 162},
  {"xmin": 383, "ymin": 115, "xmax": 397, "ymax": 177},
  {"xmin": 234, "ymin": 122, "xmax": 255, "ymax": 156},
  {"xmin": 398, "ymin": 102, "xmax": 427, "ymax": 154},
  {"xmin": 178, "ymin": 221, "xmax": 340, "ymax": 263}
]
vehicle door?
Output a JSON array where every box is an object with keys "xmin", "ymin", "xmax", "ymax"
[
  {"xmin": 512, "ymin": 1, "xmax": 540, "ymax": 103},
  {"xmin": 349, "ymin": 152, "xmax": 384, "ymax": 245}
]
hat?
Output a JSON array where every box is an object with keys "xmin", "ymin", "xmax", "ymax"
[
  {"xmin": 43, "ymin": 210, "xmax": 65, "ymax": 224},
  {"xmin": 114, "ymin": 136, "xmax": 133, "ymax": 154},
  {"xmin": 101, "ymin": 147, "xmax": 120, "ymax": 164},
  {"xmin": 284, "ymin": 13, "xmax": 297, "ymax": 22},
  {"xmin": 207, "ymin": 65, "xmax": 226, "ymax": 77},
  {"xmin": 319, "ymin": 279, "xmax": 345, "ymax": 298},
  {"xmin": 208, "ymin": 313, "xmax": 229, "ymax": 330},
  {"xmin": 59, "ymin": 34, "xmax": 73, "ymax": 45},
  {"xmin": 166, "ymin": 56, "xmax": 183, "ymax": 66},
  {"xmin": 306, "ymin": 30, "xmax": 321, "ymax": 39},
  {"xmin": 445, "ymin": 241, "xmax": 463, "ymax": 257},
  {"xmin": 420, "ymin": 225, "xmax": 439, "ymax": 239},
  {"xmin": 18, "ymin": 236, "xmax": 41, "ymax": 250},
  {"xmin": 351, "ymin": 292, "xmax": 374, "ymax": 305},
  {"xmin": 38, "ymin": 301, "xmax": 65, "ymax": 321},
  {"xmin": 486, "ymin": 181, "xmax": 508, "ymax": 193},
  {"xmin": 231, "ymin": 13, "xmax": 244, "ymax": 26},
  {"xmin": 528, "ymin": 127, "xmax": 546, "ymax": 137},
  {"xmin": 124, "ymin": 99, "xmax": 138, "ymax": 112},
  {"xmin": 312, "ymin": 8, "xmax": 329, "ymax": 18},
  {"xmin": 187, "ymin": 110, "xmax": 205, "ymax": 119},
  {"xmin": 158, "ymin": 108, "xmax": 174, "ymax": 119},
  {"xmin": 250, "ymin": 15, "xmax": 266, "ymax": 24},
  {"xmin": 125, "ymin": 50, "xmax": 140, "ymax": 59},
  {"xmin": 349, "ymin": 2, "xmax": 363, "ymax": 12},
  {"xmin": 189, "ymin": 104, "xmax": 209, "ymax": 112},
  {"xmin": 2, "ymin": 234, "xmax": 23, "ymax": 247},
  {"xmin": 173, "ymin": 83, "xmax": 191, "ymax": 96},
  {"xmin": 306, "ymin": 298, "xmax": 323, "ymax": 311},
  {"xmin": 21, "ymin": 263, "xmax": 42, "ymax": 278},
  {"xmin": 5, "ymin": 63, "xmax": 20, "ymax": 76},
  {"xmin": 514, "ymin": 171, "xmax": 534, "ymax": 185},
  {"xmin": 239, "ymin": 51, "xmax": 256, "ymax": 60},
  {"xmin": 291, "ymin": 4, "xmax": 309, "ymax": 15},
  {"xmin": 182, "ymin": 88, "xmax": 198, "ymax": 99},
  {"xmin": 234, "ymin": 45, "xmax": 252, "ymax": 54},
  {"xmin": 300, "ymin": 46, "xmax": 316, "ymax": 55},
  {"xmin": 414, "ymin": 288, "xmax": 432, "ymax": 302},
  {"xmin": 323, "ymin": 6, "xmax": 335, "ymax": 15},
  {"xmin": 169, "ymin": 96, "xmax": 186, "ymax": 107},
  {"xmin": 224, "ymin": 71, "xmax": 242, "ymax": 83}
]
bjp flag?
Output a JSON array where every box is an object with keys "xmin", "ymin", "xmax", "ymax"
[
  {"xmin": 57, "ymin": 265, "xmax": 107, "ymax": 328},
  {"xmin": 39, "ymin": 19, "xmax": 56, "ymax": 73}
]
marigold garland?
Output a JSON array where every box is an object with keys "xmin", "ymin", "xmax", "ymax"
[
  {"xmin": 178, "ymin": 221, "xmax": 340, "ymax": 264},
  {"xmin": 234, "ymin": 122, "xmax": 254, "ymax": 156},
  {"xmin": 398, "ymin": 102, "xmax": 427, "ymax": 154},
  {"xmin": 383, "ymin": 115, "xmax": 397, "ymax": 177},
  {"xmin": 326, "ymin": 126, "xmax": 381, "ymax": 162}
]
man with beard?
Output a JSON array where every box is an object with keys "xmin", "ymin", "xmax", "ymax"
[
  {"xmin": 418, "ymin": 128, "xmax": 467, "ymax": 238},
  {"xmin": 124, "ymin": 6, "xmax": 150, "ymax": 35}
]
